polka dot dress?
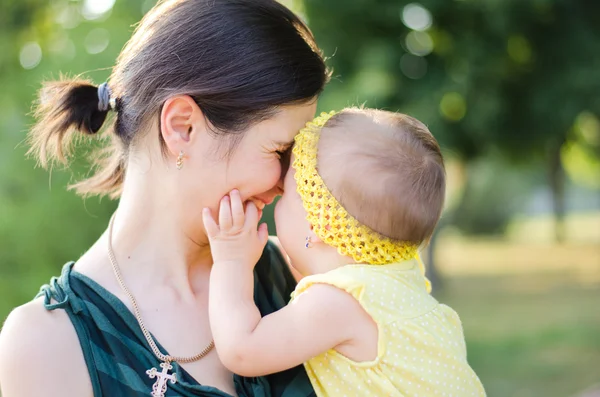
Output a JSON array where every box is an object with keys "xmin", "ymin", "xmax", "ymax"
[{"xmin": 290, "ymin": 259, "xmax": 486, "ymax": 397}]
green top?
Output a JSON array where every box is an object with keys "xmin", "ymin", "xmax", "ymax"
[{"xmin": 37, "ymin": 241, "xmax": 316, "ymax": 397}]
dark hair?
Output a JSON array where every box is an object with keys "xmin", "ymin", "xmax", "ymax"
[
  {"xmin": 318, "ymin": 108, "xmax": 446, "ymax": 246},
  {"xmin": 28, "ymin": 0, "xmax": 329, "ymax": 198}
]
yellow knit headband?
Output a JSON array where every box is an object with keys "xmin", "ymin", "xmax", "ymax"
[{"xmin": 292, "ymin": 111, "xmax": 419, "ymax": 265}]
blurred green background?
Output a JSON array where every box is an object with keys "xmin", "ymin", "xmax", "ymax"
[{"xmin": 1, "ymin": 1, "xmax": 599, "ymax": 396}]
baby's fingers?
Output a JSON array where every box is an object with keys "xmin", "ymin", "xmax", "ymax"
[
  {"xmin": 218, "ymin": 195, "xmax": 233, "ymax": 230},
  {"xmin": 244, "ymin": 201, "xmax": 260, "ymax": 228},
  {"xmin": 257, "ymin": 222, "xmax": 269, "ymax": 248},
  {"xmin": 202, "ymin": 208, "xmax": 219, "ymax": 238},
  {"xmin": 229, "ymin": 190, "xmax": 245, "ymax": 230}
]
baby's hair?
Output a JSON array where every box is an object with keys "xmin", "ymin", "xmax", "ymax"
[{"xmin": 317, "ymin": 108, "xmax": 446, "ymax": 246}]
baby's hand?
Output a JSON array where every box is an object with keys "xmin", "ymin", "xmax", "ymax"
[{"xmin": 202, "ymin": 190, "xmax": 269, "ymax": 267}]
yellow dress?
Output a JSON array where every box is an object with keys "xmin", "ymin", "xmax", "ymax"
[{"xmin": 290, "ymin": 259, "xmax": 486, "ymax": 397}]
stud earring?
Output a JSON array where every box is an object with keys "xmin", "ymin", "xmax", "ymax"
[
  {"xmin": 176, "ymin": 150, "xmax": 184, "ymax": 170},
  {"xmin": 305, "ymin": 236, "xmax": 312, "ymax": 248}
]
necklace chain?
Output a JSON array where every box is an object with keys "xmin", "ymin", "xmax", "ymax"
[{"xmin": 107, "ymin": 214, "xmax": 214, "ymax": 364}]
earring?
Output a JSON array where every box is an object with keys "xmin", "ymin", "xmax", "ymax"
[
  {"xmin": 305, "ymin": 236, "xmax": 312, "ymax": 248},
  {"xmin": 176, "ymin": 150, "xmax": 184, "ymax": 170}
]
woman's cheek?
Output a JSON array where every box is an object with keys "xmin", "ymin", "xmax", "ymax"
[
  {"xmin": 238, "ymin": 156, "xmax": 281, "ymax": 196},
  {"xmin": 262, "ymin": 159, "xmax": 282, "ymax": 191}
]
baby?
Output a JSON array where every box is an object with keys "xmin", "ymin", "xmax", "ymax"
[{"xmin": 203, "ymin": 108, "xmax": 485, "ymax": 396}]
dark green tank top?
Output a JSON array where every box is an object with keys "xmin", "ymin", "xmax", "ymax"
[{"xmin": 37, "ymin": 242, "xmax": 315, "ymax": 397}]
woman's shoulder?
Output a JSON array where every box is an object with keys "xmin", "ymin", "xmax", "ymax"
[
  {"xmin": 0, "ymin": 297, "xmax": 92, "ymax": 396},
  {"xmin": 0, "ymin": 297, "xmax": 79, "ymax": 363}
]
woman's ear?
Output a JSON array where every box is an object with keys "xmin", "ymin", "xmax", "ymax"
[{"xmin": 160, "ymin": 95, "xmax": 206, "ymax": 156}]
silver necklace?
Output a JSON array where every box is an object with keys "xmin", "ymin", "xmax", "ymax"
[{"xmin": 107, "ymin": 214, "xmax": 214, "ymax": 396}]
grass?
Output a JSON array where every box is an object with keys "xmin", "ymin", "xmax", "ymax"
[
  {"xmin": 438, "ymin": 275, "xmax": 600, "ymax": 397},
  {"xmin": 433, "ymin": 212, "xmax": 600, "ymax": 397}
]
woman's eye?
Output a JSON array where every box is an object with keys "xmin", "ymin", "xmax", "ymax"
[
  {"xmin": 274, "ymin": 146, "xmax": 291, "ymax": 159},
  {"xmin": 278, "ymin": 147, "xmax": 292, "ymax": 170}
]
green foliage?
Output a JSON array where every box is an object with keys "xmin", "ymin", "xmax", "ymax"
[
  {"xmin": 449, "ymin": 157, "xmax": 534, "ymax": 235},
  {"xmin": 303, "ymin": 0, "xmax": 600, "ymax": 236},
  {"xmin": 561, "ymin": 112, "xmax": 600, "ymax": 188},
  {"xmin": 305, "ymin": 0, "xmax": 600, "ymax": 162},
  {"xmin": 0, "ymin": 0, "xmax": 151, "ymax": 319}
]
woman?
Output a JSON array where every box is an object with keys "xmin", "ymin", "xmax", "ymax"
[{"xmin": 0, "ymin": 0, "xmax": 328, "ymax": 396}]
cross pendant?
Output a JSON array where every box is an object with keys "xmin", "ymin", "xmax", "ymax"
[{"xmin": 146, "ymin": 361, "xmax": 178, "ymax": 397}]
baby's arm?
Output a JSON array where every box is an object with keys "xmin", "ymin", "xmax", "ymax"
[
  {"xmin": 203, "ymin": 191, "xmax": 362, "ymax": 376},
  {"xmin": 210, "ymin": 267, "xmax": 359, "ymax": 376}
]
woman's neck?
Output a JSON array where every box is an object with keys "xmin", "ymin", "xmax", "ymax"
[{"xmin": 108, "ymin": 174, "xmax": 214, "ymax": 304}]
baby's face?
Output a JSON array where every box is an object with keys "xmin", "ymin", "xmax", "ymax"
[{"xmin": 273, "ymin": 154, "xmax": 312, "ymax": 273}]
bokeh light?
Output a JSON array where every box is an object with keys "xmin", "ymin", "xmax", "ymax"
[
  {"xmin": 406, "ymin": 31, "xmax": 434, "ymax": 56},
  {"xmin": 401, "ymin": 3, "xmax": 433, "ymax": 32},
  {"xmin": 400, "ymin": 53, "xmax": 427, "ymax": 79},
  {"xmin": 562, "ymin": 111, "xmax": 600, "ymax": 188},
  {"xmin": 84, "ymin": 28, "xmax": 110, "ymax": 55},
  {"xmin": 354, "ymin": 69, "xmax": 397, "ymax": 99},
  {"xmin": 440, "ymin": 92, "xmax": 467, "ymax": 121},
  {"xmin": 507, "ymin": 35, "xmax": 533, "ymax": 64},
  {"xmin": 82, "ymin": 0, "xmax": 116, "ymax": 20},
  {"xmin": 575, "ymin": 111, "xmax": 600, "ymax": 146},
  {"xmin": 19, "ymin": 42, "xmax": 42, "ymax": 70},
  {"xmin": 448, "ymin": 58, "xmax": 470, "ymax": 84},
  {"xmin": 55, "ymin": 3, "xmax": 81, "ymax": 30},
  {"xmin": 49, "ymin": 33, "xmax": 76, "ymax": 61}
]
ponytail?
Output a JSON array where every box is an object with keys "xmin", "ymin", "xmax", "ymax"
[{"xmin": 27, "ymin": 77, "xmax": 125, "ymax": 197}]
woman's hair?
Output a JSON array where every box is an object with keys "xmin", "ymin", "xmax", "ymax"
[
  {"xmin": 318, "ymin": 108, "xmax": 446, "ymax": 246},
  {"xmin": 28, "ymin": 0, "xmax": 329, "ymax": 198}
]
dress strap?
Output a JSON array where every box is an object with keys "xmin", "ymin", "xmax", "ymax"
[{"xmin": 36, "ymin": 262, "xmax": 84, "ymax": 313}]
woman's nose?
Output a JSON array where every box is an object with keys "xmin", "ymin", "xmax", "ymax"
[
  {"xmin": 278, "ymin": 148, "xmax": 292, "ymax": 188},
  {"xmin": 274, "ymin": 177, "xmax": 284, "ymax": 195}
]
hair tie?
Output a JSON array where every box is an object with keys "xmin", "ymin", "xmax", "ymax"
[{"xmin": 97, "ymin": 82, "xmax": 116, "ymax": 112}]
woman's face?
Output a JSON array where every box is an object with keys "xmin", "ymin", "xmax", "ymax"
[
  {"xmin": 221, "ymin": 102, "xmax": 317, "ymax": 214},
  {"xmin": 181, "ymin": 101, "xmax": 317, "ymax": 240}
]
